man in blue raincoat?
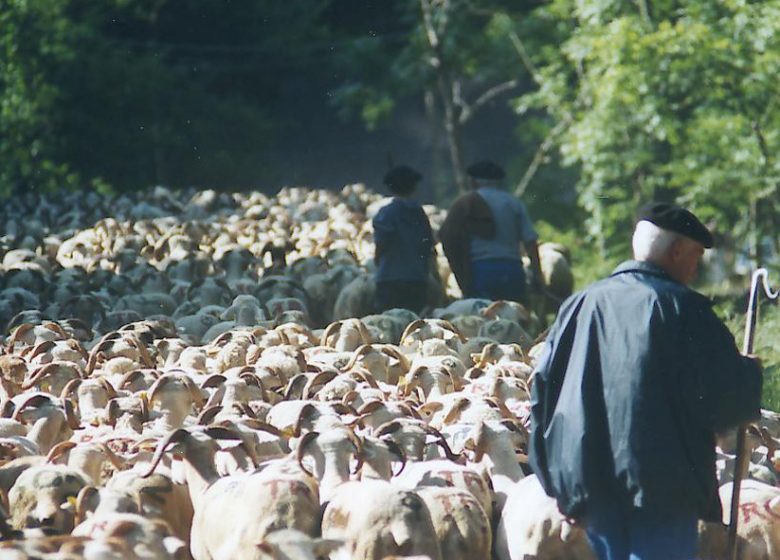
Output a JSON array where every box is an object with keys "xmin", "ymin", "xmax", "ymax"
[{"xmin": 529, "ymin": 203, "xmax": 763, "ymax": 560}]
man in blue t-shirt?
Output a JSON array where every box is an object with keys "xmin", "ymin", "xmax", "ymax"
[
  {"xmin": 372, "ymin": 165, "xmax": 434, "ymax": 313},
  {"xmin": 462, "ymin": 160, "xmax": 542, "ymax": 303}
]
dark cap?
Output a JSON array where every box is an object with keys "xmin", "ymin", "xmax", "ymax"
[
  {"xmin": 384, "ymin": 165, "xmax": 421, "ymax": 194},
  {"xmin": 466, "ymin": 160, "xmax": 505, "ymax": 181},
  {"xmin": 637, "ymin": 202, "xmax": 714, "ymax": 248}
]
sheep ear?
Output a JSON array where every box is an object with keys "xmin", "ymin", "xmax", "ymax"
[{"xmin": 313, "ymin": 537, "xmax": 345, "ymax": 555}]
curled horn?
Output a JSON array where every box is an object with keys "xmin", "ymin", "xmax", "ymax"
[
  {"xmin": 238, "ymin": 419, "xmax": 283, "ymax": 437},
  {"xmin": 141, "ymin": 429, "xmax": 191, "ymax": 478},
  {"xmin": 296, "ymin": 431, "xmax": 319, "ymax": 477},
  {"xmin": 385, "ymin": 439, "xmax": 407, "ymax": 476},
  {"xmin": 21, "ymin": 363, "xmax": 60, "ymax": 390},
  {"xmin": 399, "ymin": 319, "xmax": 426, "ymax": 345},
  {"xmin": 60, "ymin": 378, "xmax": 83, "ymax": 400},
  {"xmin": 341, "ymin": 390, "xmax": 360, "ymax": 407},
  {"xmin": 396, "ymin": 402, "xmax": 421, "ymax": 420},
  {"xmin": 344, "ymin": 344, "xmax": 374, "ymax": 372},
  {"xmin": 12, "ymin": 393, "xmax": 53, "ymax": 421},
  {"xmin": 284, "ymin": 373, "xmax": 308, "ymax": 401},
  {"xmin": 119, "ymin": 370, "xmax": 147, "ymax": 391},
  {"xmin": 128, "ymin": 335, "xmax": 154, "ymax": 368},
  {"xmin": 356, "ymin": 321, "xmax": 373, "ymax": 345},
  {"xmin": 357, "ymin": 400, "xmax": 385, "ymax": 416},
  {"xmin": 27, "ymin": 340, "xmax": 56, "ymax": 362},
  {"xmin": 200, "ymin": 374, "xmax": 227, "ymax": 389},
  {"xmin": 293, "ymin": 403, "xmax": 319, "ymax": 437},
  {"xmin": 6, "ymin": 324, "xmax": 34, "ymax": 351},
  {"xmin": 85, "ymin": 349, "xmax": 105, "ymax": 376},
  {"xmin": 469, "ymin": 421, "xmax": 488, "ymax": 463},
  {"xmin": 231, "ymin": 402, "xmax": 257, "ymax": 419},
  {"xmin": 105, "ymin": 399, "xmax": 120, "ymax": 427},
  {"xmin": 480, "ymin": 301, "xmax": 503, "ymax": 320},
  {"xmin": 465, "ymin": 367, "xmax": 485, "ymax": 380},
  {"xmin": 180, "ymin": 376, "xmax": 205, "ymax": 410},
  {"xmin": 146, "ymin": 375, "xmax": 174, "ymax": 405},
  {"xmin": 303, "ymin": 371, "xmax": 338, "ymax": 399},
  {"xmin": 74, "ymin": 486, "xmax": 99, "ymax": 526},
  {"xmin": 440, "ymin": 320, "xmax": 467, "ymax": 343},
  {"xmin": 442, "ymin": 397, "xmax": 471, "ymax": 426},
  {"xmin": 444, "ymin": 368, "xmax": 464, "ymax": 392},
  {"xmin": 42, "ymin": 321, "xmax": 67, "ymax": 338},
  {"xmin": 0, "ymin": 400, "xmax": 15, "ymax": 418},
  {"xmin": 97, "ymin": 378, "xmax": 117, "ymax": 399},
  {"xmin": 64, "ymin": 398, "xmax": 82, "ymax": 430},
  {"xmin": 320, "ymin": 321, "xmax": 343, "ymax": 348},
  {"xmin": 197, "ymin": 405, "xmax": 223, "ymax": 425},
  {"xmin": 46, "ymin": 440, "xmax": 77, "ymax": 464},
  {"xmin": 346, "ymin": 428, "xmax": 364, "ymax": 474},
  {"xmin": 420, "ymin": 424, "xmax": 461, "ymax": 462},
  {"xmin": 374, "ymin": 420, "xmax": 404, "ymax": 438},
  {"xmin": 380, "ymin": 346, "xmax": 411, "ymax": 373},
  {"xmin": 351, "ymin": 368, "xmax": 379, "ymax": 389},
  {"xmin": 202, "ymin": 425, "xmax": 257, "ymax": 466},
  {"xmin": 483, "ymin": 397, "xmax": 517, "ymax": 420}
]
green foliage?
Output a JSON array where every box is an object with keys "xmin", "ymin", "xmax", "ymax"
[
  {"xmin": 0, "ymin": 0, "xmax": 79, "ymax": 195},
  {"xmin": 520, "ymin": 0, "xmax": 780, "ymax": 258},
  {"xmin": 723, "ymin": 301, "xmax": 780, "ymax": 412}
]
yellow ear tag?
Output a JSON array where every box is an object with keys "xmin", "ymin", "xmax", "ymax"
[{"xmin": 67, "ymin": 496, "xmax": 78, "ymax": 508}]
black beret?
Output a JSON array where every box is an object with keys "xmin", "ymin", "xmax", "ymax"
[
  {"xmin": 383, "ymin": 165, "xmax": 421, "ymax": 194},
  {"xmin": 466, "ymin": 160, "xmax": 505, "ymax": 180},
  {"xmin": 637, "ymin": 202, "xmax": 714, "ymax": 248}
]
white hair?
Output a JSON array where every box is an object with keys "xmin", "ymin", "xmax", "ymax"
[{"xmin": 632, "ymin": 220, "xmax": 681, "ymax": 261}]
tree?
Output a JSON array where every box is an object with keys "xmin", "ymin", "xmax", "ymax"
[
  {"xmin": 518, "ymin": 0, "xmax": 780, "ymax": 260},
  {"xmin": 332, "ymin": 1, "xmax": 536, "ymax": 197}
]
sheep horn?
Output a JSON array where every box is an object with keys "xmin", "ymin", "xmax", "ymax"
[
  {"xmin": 12, "ymin": 393, "xmax": 52, "ymax": 421},
  {"xmin": 6, "ymin": 323, "xmax": 34, "ymax": 351},
  {"xmin": 356, "ymin": 321, "xmax": 373, "ymax": 345},
  {"xmin": 399, "ymin": 319, "xmax": 426, "ymax": 345},
  {"xmin": 374, "ymin": 420, "xmax": 404, "ymax": 437},
  {"xmin": 284, "ymin": 373, "xmax": 308, "ymax": 401},
  {"xmin": 347, "ymin": 428, "xmax": 364, "ymax": 474},
  {"xmin": 119, "ymin": 369, "xmax": 147, "ymax": 391},
  {"xmin": 357, "ymin": 400, "xmax": 385, "ymax": 416},
  {"xmin": 105, "ymin": 399, "xmax": 120, "ymax": 427},
  {"xmin": 0, "ymin": 400, "xmax": 15, "ymax": 418},
  {"xmin": 385, "ymin": 439, "xmax": 407, "ymax": 476},
  {"xmin": 97, "ymin": 378, "xmax": 118, "ymax": 399},
  {"xmin": 146, "ymin": 374, "xmax": 174, "ymax": 404},
  {"xmin": 480, "ymin": 301, "xmax": 503, "ymax": 320},
  {"xmin": 129, "ymin": 335, "xmax": 155, "ymax": 368},
  {"xmin": 303, "ymin": 371, "xmax": 338, "ymax": 399},
  {"xmin": 21, "ymin": 363, "xmax": 59, "ymax": 391},
  {"xmin": 60, "ymin": 378, "xmax": 83, "ymax": 400},
  {"xmin": 64, "ymin": 398, "xmax": 82, "ymax": 430},
  {"xmin": 293, "ymin": 403, "xmax": 319, "ymax": 437},
  {"xmin": 440, "ymin": 320, "xmax": 467, "ymax": 343},
  {"xmin": 320, "ymin": 321, "xmax": 343, "ymax": 348},
  {"xmin": 344, "ymin": 344, "xmax": 374, "ymax": 372},
  {"xmin": 470, "ymin": 422, "xmax": 488, "ymax": 463},
  {"xmin": 197, "ymin": 405, "xmax": 223, "ymax": 425},
  {"xmin": 74, "ymin": 486, "xmax": 99, "ymax": 526},
  {"xmin": 27, "ymin": 340, "xmax": 56, "ymax": 362},
  {"xmin": 201, "ymin": 374, "xmax": 227, "ymax": 389},
  {"xmin": 442, "ymin": 397, "xmax": 471, "ymax": 425},
  {"xmin": 380, "ymin": 346, "xmax": 411, "ymax": 373},
  {"xmin": 239, "ymin": 419, "xmax": 283, "ymax": 437},
  {"xmin": 141, "ymin": 428, "xmax": 191, "ymax": 478},
  {"xmin": 420, "ymin": 424, "xmax": 461, "ymax": 462},
  {"xmin": 296, "ymin": 431, "xmax": 319, "ymax": 477},
  {"xmin": 46, "ymin": 440, "xmax": 77, "ymax": 464}
]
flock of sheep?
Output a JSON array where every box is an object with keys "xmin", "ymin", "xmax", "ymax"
[{"xmin": 0, "ymin": 184, "xmax": 778, "ymax": 560}]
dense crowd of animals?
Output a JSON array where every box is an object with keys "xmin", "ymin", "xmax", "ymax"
[{"xmin": 0, "ymin": 185, "xmax": 777, "ymax": 559}]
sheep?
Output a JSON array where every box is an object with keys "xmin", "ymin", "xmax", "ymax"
[
  {"xmin": 321, "ymin": 480, "xmax": 442, "ymax": 560},
  {"xmin": 495, "ymin": 474, "xmax": 595, "ymax": 560},
  {"xmin": 9, "ymin": 464, "xmax": 88, "ymax": 533},
  {"xmin": 143, "ymin": 427, "xmax": 320, "ymax": 560}
]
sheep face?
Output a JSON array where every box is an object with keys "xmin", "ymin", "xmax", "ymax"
[{"xmin": 9, "ymin": 465, "xmax": 87, "ymax": 533}]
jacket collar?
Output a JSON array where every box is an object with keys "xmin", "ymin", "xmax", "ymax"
[{"xmin": 611, "ymin": 260, "xmax": 676, "ymax": 282}]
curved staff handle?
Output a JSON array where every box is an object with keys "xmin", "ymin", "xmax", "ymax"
[{"xmin": 728, "ymin": 268, "xmax": 779, "ymax": 560}]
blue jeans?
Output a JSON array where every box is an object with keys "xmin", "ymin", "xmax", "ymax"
[
  {"xmin": 468, "ymin": 258, "xmax": 526, "ymax": 303},
  {"xmin": 585, "ymin": 502, "xmax": 698, "ymax": 560}
]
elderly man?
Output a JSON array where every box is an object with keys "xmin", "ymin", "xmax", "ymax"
[{"xmin": 529, "ymin": 203, "xmax": 763, "ymax": 560}]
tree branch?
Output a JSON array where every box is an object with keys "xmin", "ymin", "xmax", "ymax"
[
  {"xmin": 458, "ymin": 79, "xmax": 520, "ymax": 124},
  {"xmin": 514, "ymin": 115, "xmax": 571, "ymax": 197}
]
